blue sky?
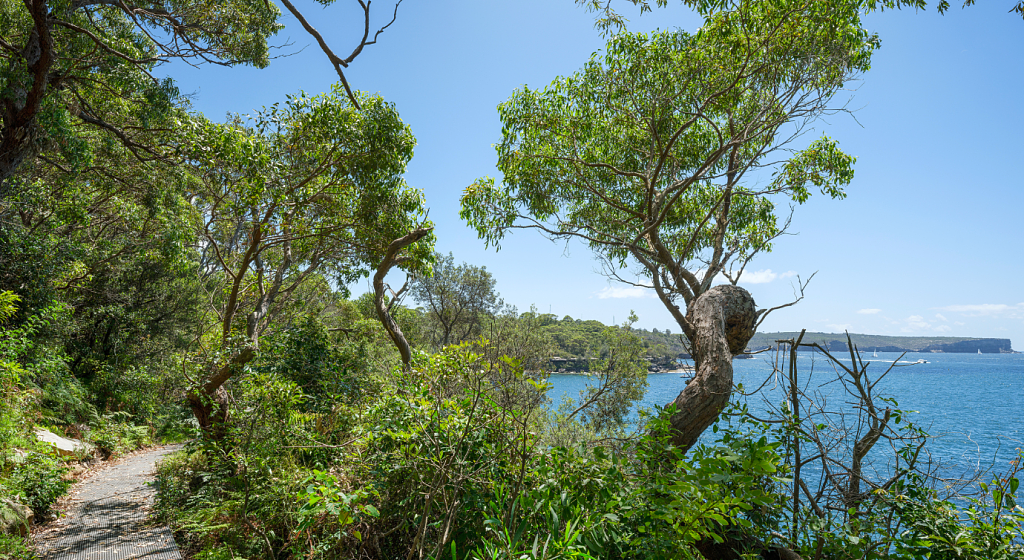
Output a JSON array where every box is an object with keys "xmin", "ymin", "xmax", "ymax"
[{"xmin": 166, "ymin": 1, "xmax": 1024, "ymax": 347}]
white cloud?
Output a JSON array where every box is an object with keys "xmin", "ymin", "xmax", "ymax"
[
  {"xmin": 594, "ymin": 286, "xmax": 654, "ymax": 299},
  {"xmin": 857, "ymin": 308, "xmax": 881, "ymax": 315},
  {"xmin": 827, "ymin": 323, "xmax": 852, "ymax": 331},
  {"xmin": 898, "ymin": 314, "xmax": 959, "ymax": 334},
  {"xmin": 901, "ymin": 315, "xmax": 933, "ymax": 332},
  {"xmin": 738, "ymin": 269, "xmax": 798, "ymax": 285}
]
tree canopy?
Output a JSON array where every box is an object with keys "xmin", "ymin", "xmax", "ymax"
[
  {"xmin": 0, "ymin": 0, "xmax": 408, "ymax": 193},
  {"xmin": 575, "ymin": 0, "xmax": 1021, "ymax": 36},
  {"xmin": 183, "ymin": 86, "xmax": 433, "ymax": 431},
  {"xmin": 410, "ymin": 252, "xmax": 501, "ymax": 349},
  {"xmin": 0, "ymin": 0, "xmax": 283, "ymax": 191},
  {"xmin": 463, "ymin": 0, "xmax": 866, "ymax": 330}
]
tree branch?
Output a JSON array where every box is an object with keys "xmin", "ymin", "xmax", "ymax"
[{"xmin": 374, "ymin": 226, "xmax": 432, "ymax": 367}]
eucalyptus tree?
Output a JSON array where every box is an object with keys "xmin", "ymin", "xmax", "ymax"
[
  {"xmin": 575, "ymin": 0, "xmax": 1022, "ymax": 35},
  {"xmin": 409, "ymin": 252, "xmax": 501, "ymax": 349},
  {"xmin": 0, "ymin": 0, "xmax": 282, "ymax": 192},
  {"xmin": 0, "ymin": 0, "xmax": 408, "ymax": 194},
  {"xmin": 184, "ymin": 87, "xmax": 433, "ymax": 433},
  {"xmin": 462, "ymin": 0, "xmax": 873, "ymax": 450}
]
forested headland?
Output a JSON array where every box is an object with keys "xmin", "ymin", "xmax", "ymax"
[
  {"xmin": 1, "ymin": 1, "xmax": 1022, "ymax": 559},
  {"xmin": 745, "ymin": 332, "xmax": 1017, "ymax": 354}
]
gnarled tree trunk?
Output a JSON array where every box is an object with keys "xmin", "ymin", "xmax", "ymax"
[
  {"xmin": 672, "ymin": 286, "xmax": 805, "ymax": 559},
  {"xmin": 374, "ymin": 227, "xmax": 432, "ymax": 368},
  {"xmin": 187, "ymin": 346, "xmax": 255, "ymax": 439},
  {"xmin": 187, "ymin": 385, "xmax": 231, "ymax": 439},
  {"xmin": 669, "ymin": 284, "xmax": 757, "ymax": 451}
]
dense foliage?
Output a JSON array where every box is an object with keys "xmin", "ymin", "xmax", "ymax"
[
  {"xmin": 0, "ymin": 0, "xmax": 282, "ymax": 190},
  {"xmin": 1, "ymin": 0, "xmax": 1021, "ymax": 558},
  {"xmin": 151, "ymin": 334, "xmax": 1024, "ymax": 559}
]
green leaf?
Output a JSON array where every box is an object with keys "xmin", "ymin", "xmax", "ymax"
[{"xmin": 362, "ymin": 504, "xmax": 380, "ymax": 517}]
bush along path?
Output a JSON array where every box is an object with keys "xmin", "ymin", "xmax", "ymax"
[{"xmin": 33, "ymin": 445, "xmax": 183, "ymax": 560}]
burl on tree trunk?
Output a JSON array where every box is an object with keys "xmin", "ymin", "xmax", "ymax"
[{"xmin": 670, "ymin": 285, "xmax": 757, "ymax": 450}]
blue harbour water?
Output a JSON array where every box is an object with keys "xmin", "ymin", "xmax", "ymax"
[{"xmin": 549, "ymin": 352, "xmax": 1024, "ymax": 482}]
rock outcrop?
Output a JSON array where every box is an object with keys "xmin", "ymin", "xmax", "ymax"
[
  {"xmin": 34, "ymin": 427, "xmax": 94, "ymax": 457},
  {"xmin": 1, "ymin": 497, "xmax": 32, "ymax": 536}
]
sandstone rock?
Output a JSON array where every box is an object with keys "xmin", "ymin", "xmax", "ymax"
[
  {"xmin": 0, "ymin": 497, "xmax": 33, "ymax": 536},
  {"xmin": 34, "ymin": 427, "xmax": 94, "ymax": 457}
]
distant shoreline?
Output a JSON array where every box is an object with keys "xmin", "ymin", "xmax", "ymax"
[
  {"xmin": 746, "ymin": 332, "xmax": 1016, "ymax": 354},
  {"xmin": 549, "ymin": 367, "xmax": 696, "ymax": 376}
]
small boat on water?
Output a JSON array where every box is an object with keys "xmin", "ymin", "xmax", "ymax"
[
  {"xmin": 873, "ymin": 348, "xmax": 878, "ymax": 358},
  {"xmin": 978, "ymin": 349, "xmax": 982, "ymax": 354},
  {"xmin": 671, "ymin": 365, "xmax": 696, "ymax": 378}
]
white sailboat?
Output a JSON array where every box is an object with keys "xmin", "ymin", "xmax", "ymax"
[
  {"xmin": 873, "ymin": 348, "xmax": 878, "ymax": 358},
  {"xmin": 978, "ymin": 349, "xmax": 982, "ymax": 354}
]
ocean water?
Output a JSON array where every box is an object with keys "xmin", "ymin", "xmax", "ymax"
[{"xmin": 549, "ymin": 352, "xmax": 1024, "ymax": 482}]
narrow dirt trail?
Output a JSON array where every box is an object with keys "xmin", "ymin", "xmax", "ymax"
[{"xmin": 33, "ymin": 445, "xmax": 184, "ymax": 560}]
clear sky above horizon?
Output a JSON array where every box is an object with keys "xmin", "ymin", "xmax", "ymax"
[{"xmin": 164, "ymin": 1, "xmax": 1024, "ymax": 348}]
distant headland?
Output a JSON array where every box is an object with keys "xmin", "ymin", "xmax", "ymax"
[
  {"xmin": 745, "ymin": 332, "xmax": 1017, "ymax": 354},
  {"xmin": 544, "ymin": 326, "xmax": 1017, "ymax": 375}
]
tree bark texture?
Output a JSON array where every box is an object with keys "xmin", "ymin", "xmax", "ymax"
[
  {"xmin": 668, "ymin": 285, "xmax": 757, "ymax": 450},
  {"xmin": 0, "ymin": 1, "xmax": 54, "ymax": 191},
  {"xmin": 187, "ymin": 385, "xmax": 230, "ymax": 440},
  {"xmin": 187, "ymin": 346, "xmax": 255, "ymax": 438}
]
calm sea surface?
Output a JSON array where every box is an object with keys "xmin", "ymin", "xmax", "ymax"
[{"xmin": 549, "ymin": 352, "xmax": 1024, "ymax": 480}]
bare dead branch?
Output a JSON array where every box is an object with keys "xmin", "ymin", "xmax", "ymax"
[{"xmin": 755, "ymin": 271, "xmax": 817, "ymax": 330}]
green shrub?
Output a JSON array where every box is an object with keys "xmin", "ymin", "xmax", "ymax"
[
  {"xmin": 89, "ymin": 361, "xmax": 189, "ymax": 424},
  {"xmin": 7, "ymin": 450, "xmax": 70, "ymax": 517},
  {"xmin": 90, "ymin": 413, "xmax": 153, "ymax": 457},
  {"xmin": 155, "ymin": 333, "xmax": 1024, "ymax": 560},
  {"xmin": 0, "ymin": 292, "xmax": 38, "ymax": 457},
  {"xmin": 154, "ymin": 342, "xmax": 795, "ymax": 560},
  {"xmin": 155, "ymin": 370, "xmax": 321, "ymax": 559},
  {"xmin": 0, "ymin": 533, "xmax": 36, "ymax": 560},
  {"xmin": 154, "ymin": 408, "xmax": 200, "ymax": 443},
  {"xmin": 257, "ymin": 316, "xmax": 376, "ymax": 413},
  {"xmin": 882, "ymin": 454, "xmax": 1024, "ymax": 560},
  {"xmin": 471, "ymin": 409, "xmax": 786, "ymax": 560}
]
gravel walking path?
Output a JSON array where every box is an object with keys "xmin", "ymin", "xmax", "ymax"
[{"xmin": 34, "ymin": 445, "xmax": 184, "ymax": 560}]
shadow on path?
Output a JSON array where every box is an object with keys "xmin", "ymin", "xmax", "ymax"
[{"xmin": 34, "ymin": 445, "xmax": 183, "ymax": 560}]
